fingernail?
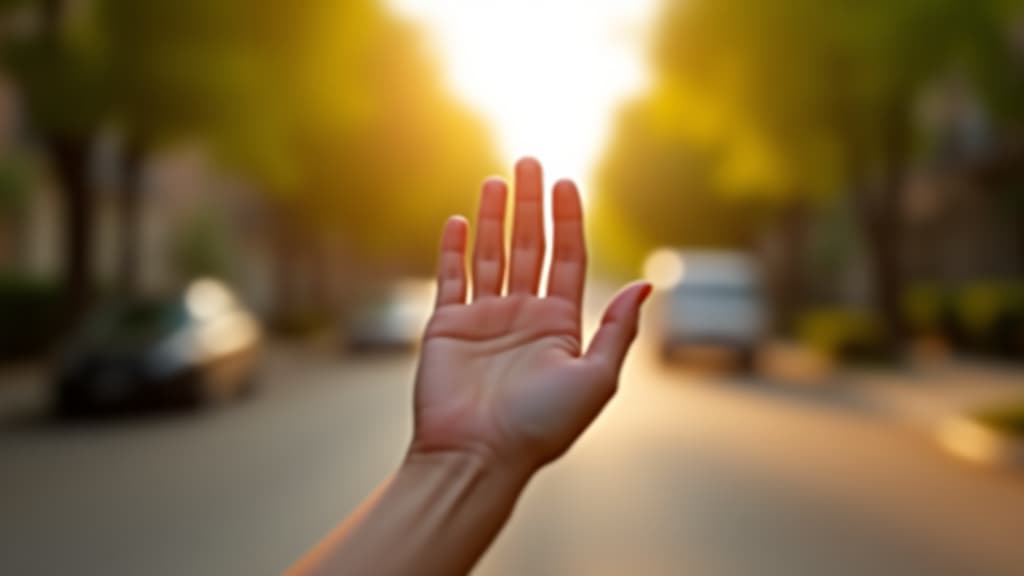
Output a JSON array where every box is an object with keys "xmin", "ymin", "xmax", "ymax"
[{"xmin": 638, "ymin": 282, "xmax": 653, "ymax": 304}]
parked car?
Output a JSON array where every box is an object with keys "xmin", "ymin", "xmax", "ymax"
[
  {"xmin": 650, "ymin": 249, "xmax": 765, "ymax": 370},
  {"xmin": 344, "ymin": 279, "xmax": 434, "ymax": 352},
  {"xmin": 54, "ymin": 279, "xmax": 263, "ymax": 416}
]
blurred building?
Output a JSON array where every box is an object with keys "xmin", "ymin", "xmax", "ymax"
[{"xmin": 906, "ymin": 77, "xmax": 1022, "ymax": 285}]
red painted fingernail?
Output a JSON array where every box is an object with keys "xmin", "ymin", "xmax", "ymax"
[{"xmin": 639, "ymin": 283, "xmax": 653, "ymax": 304}]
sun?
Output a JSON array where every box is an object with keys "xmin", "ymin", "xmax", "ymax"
[{"xmin": 387, "ymin": 0, "xmax": 658, "ymax": 193}]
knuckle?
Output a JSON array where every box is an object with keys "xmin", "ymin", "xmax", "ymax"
[{"xmin": 514, "ymin": 234, "xmax": 542, "ymax": 250}]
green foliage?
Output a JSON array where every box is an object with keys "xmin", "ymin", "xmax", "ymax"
[
  {"xmin": 901, "ymin": 281, "xmax": 1024, "ymax": 357},
  {"xmin": 599, "ymin": 0, "xmax": 1024, "ymax": 336},
  {"xmin": 651, "ymin": 0, "xmax": 1015, "ymax": 194},
  {"xmin": 593, "ymin": 96, "xmax": 766, "ymax": 275},
  {"xmin": 4, "ymin": 1, "xmax": 109, "ymax": 137},
  {"xmin": 652, "ymin": 0, "xmax": 845, "ymax": 197},
  {"xmin": 228, "ymin": 3, "xmax": 501, "ymax": 272},
  {"xmin": 955, "ymin": 281, "xmax": 1024, "ymax": 337},
  {"xmin": 797, "ymin": 308, "xmax": 883, "ymax": 360},
  {"xmin": 96, "ymin": 0, "xmax": 267, "ymax": 145},
  {"xmin": 903, "ymin": 283, "xmax": 949, "ymax": 335},
  {"xmin": 111, "ymin": 0, "xmax": 502, "ymax": 273},
  {"xmin": 3, "ymin": 0, "xmax": 501, "ymax": 276}
]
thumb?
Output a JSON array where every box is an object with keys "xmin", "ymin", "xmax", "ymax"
[{"xmin": 585, "ymin": 281, "xmax": 652, "ymax": 370}]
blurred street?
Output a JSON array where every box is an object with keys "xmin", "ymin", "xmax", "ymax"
[
  {"xmin": 2, "ymin": 1, "xmax": 1024, "ymax": 574},
  {"xmin": 2, "ymin": 331, "xmax": 1023, "ymax": 576}
]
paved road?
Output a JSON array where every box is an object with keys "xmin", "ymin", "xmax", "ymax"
[{"xmin": 1, "ymin": 339, "xmax": 1023, "ymax": 576}]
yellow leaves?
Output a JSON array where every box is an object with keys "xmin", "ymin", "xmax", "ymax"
[
  {"xmin": 587, "ymin": 189, "xmax": 655, "ymax": 278},
  {"xmin": 645, "ymin": 72, "xmax": 845, "ymax": 202},
  {"xmin": 715, "ymin": 132, "xmax": 789, "ymax": 197},
  {"xmin": 650, "ymin": 82, "xmax": 723, "ymax": 142},
  {"xmin": 647, "ymin": 81, "xmax": 813, "ymax": 199},
  {"xmin": 718, "ymin": 130, "xmax": 845, "ymax": 200}
]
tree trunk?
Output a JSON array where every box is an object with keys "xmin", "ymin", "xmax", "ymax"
[
  {"xmin": 47, "ymin": 136, "xmax": 94, "ymax": 328},
  {"xmin": 1012, "ymin": 138, "xmax": 1024, "ymax": 276},
  {"xmin": 271, "ymin": 205, "xmax": 304, "ymax": 324},
  {"xmin": 878, "ymin": 101, "xmax": 910, "ymax": 353},
  {"xmin": 41, "ymin": 0, "xmax": 96, "ymax": 329},
  {"xmin": 765, "ymin": 199, "xmax": 808, "ymax": 336},
  {"xmin": 862, "ymin": 196, "xmax": 905, "ymax": 354},
  {"xmin": 41, "ymin": 0, "xmax": 65, "ymax": 32},
  {"xmin": 851, "ymin": 101, "xmax": 911, "ymax": 359},
  {"xmin": 311, "ymin": 232, "xmax": 334, "ymax": 316},
  {"xmin": 117, "ymin": 138, "xmax": 145, "ymax": 296}
]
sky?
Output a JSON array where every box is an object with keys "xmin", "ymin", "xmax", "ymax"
[{"xmin": 387, "ymin": 0, "xmax": 659, "ymax": 193}]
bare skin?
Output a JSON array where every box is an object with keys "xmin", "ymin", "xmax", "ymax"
[{"xmin": 289, "ymin": 157, "xmax": 650, "ymax": 576}]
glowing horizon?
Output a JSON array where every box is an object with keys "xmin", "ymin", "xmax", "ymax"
[{"xmin": 388, "ymin": 0, "xmax": 658, "ymax": 194}]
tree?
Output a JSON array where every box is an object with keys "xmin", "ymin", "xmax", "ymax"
[
  {"xmin": 593, "ymin": 96, "xmax": 764, "ymax": 275},
  {"xmin": 601, "ymin": 0, "xmax": 1020, "ymax": 351},
  {"xmin": 3, "ymin": 0, "xmax": 109, "ymax": 323},
  {"xmin": 204, "ymin": 1, "xmax": 502, "ymax": 316},
  {"xmin": 95, "ymin": 0, "xmax": 276, "ymax": 294},
  {"xmin": 6, "ymin": 0, "xmax": 500, "ymax": 325}
]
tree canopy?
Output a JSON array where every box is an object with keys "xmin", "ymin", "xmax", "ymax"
[
  {"xmin": 2, "ymin": 0, "xmax": 501, "ymax": 286},
  {"xmin": 596, "ymin": 0, "xmax": 1024, "ymax": 345}
]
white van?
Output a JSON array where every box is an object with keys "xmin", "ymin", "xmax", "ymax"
[{"xmin": 648, "ymin": 250, "xmax": 765, "ymax": 369}]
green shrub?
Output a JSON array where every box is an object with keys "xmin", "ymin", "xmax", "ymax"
[
  {"xmin": 951, "ymin": 281, "xmax": 1024, "ymax": 358},
  {"xmin": 903, "ymin": 283, "xmax": 948, "ymax": 336},
  {"xmin": 958, "ymin": 282, "xmax": 1006, "ymax": 337},
  {"xmin": 797, "ymin": 308, "xmax": 882, "ymax": 361}
]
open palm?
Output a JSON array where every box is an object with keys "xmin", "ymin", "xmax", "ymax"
[{"xmin": 411, "ymin": 158, "xmax": 650, "ymax": 470}]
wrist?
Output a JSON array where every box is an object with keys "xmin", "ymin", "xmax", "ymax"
[
  {"xmin": 404, "ymin": 441, "xmax": 536, "ymax": 495},
  {"xmin": 291, "ymin": 443, "xmax": 537, "ymax": 576},
  {"xmin": 374, "ymin": 443, "xmax": 532, "ymax": 575}
]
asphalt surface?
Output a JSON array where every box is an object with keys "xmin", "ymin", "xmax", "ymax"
[{"xmin": 1, "ymin": 339, "xmax": 1023, "ymax": 576}]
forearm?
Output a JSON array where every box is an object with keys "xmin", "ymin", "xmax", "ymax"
[{"xmin": 288, "ymin": 449, "xmax": 533, "ymax": 576}]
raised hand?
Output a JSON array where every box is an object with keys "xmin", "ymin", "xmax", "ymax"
[
  {"xmin": 411, "ymin": 157, "xmax": 651, "ymax": 473},
  {"xmin": 290, "ymin": 158, "xmax": 650, "ymax": 576}
]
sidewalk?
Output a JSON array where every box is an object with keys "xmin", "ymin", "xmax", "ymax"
[{"xmin": 841, "ymin": 359, "xmax": 1024, "ymax": 432}]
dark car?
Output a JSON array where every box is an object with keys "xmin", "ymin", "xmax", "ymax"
[{"xmin": 54, "ymin": 279, "xmax": 263, "ymax": 416}]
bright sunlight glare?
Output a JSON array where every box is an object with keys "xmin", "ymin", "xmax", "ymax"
[{"xmin": 388, "ymin": 0, "xmax": 658, "ymax": 192}]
